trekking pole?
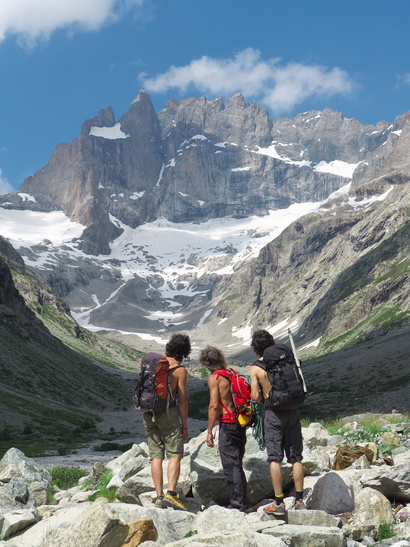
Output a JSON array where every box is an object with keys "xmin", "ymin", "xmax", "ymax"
[{"xmin": 288, "ymin": 328, "xmax": 307, "ymax": 393}]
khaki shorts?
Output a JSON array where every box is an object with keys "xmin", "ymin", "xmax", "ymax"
[{"xmin": 142, "ymin": 405, "xmax": 184, "ymax": 460}]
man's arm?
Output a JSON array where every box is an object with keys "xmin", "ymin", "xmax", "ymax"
[
  {"xmin": 250, "ymin": 365, "xmax": 262, "ymax": 402},
  {"xmin": 176, "ymin": 367, "xmax": 189, "ymax": 440},
  {"xmin": 206, "ymin": 374, "xmax": 220, "ymax": 448}
]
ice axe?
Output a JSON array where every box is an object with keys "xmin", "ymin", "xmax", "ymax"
[{"xmin": 288, "ymin": 328, "xmax": 307, "ymax": 393}]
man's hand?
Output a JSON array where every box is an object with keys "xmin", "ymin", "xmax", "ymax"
[
  {"xmin": 182, "ymin": 426, "xmax": 188, "ymax": 441},
  {"xmin": 206, "ymin": 431, "xmax": 214, "ymax": 447}
]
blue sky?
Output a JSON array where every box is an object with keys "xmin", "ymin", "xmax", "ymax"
[{"xmin": 1, "ymin": 0, "xmax": 410, "ymax": 194}]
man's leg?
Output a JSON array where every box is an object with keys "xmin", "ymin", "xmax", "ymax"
[
  {"xmin": 166, "ymin": 457, "xmax": 181, "ymax": 493},
  {"xmin": 269, "ymin": 460, "xmax": 283, "ymax": 497},
  {"xmin": 292, "ymin": 460, "xmax": 304, "ymax": 492},
  {"xmin": 151, "ymin": 458, "xmax": 164, "ymax": 497}
]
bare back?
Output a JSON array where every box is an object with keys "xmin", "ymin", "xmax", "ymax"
[
  {"xmin": 250, "ymin": 363, "xmax": 271, "ymax": 401},
  {"xmin": 207, "ymin": 373, "xmax": 235, "ymax": 417}
]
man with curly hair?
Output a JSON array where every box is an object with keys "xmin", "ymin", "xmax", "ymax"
[
  {"xmin": 200, "ymin": 345, "xmax": 252, "ymax": 513},
  {"xmin": 143, "ymin": 333, "xmax": 191, "ymax": 511},
  {"xmin": 250, "ymin": 329, "xmax": 305, "ymax": 515}
]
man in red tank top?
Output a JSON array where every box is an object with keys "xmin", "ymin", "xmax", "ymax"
[{"xmin": 200, "ymin": 346, "xmax": 252, "ymax": 513}]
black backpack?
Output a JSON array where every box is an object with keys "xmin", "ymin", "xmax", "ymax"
[{"xmin": 254, "ymin": 343, "xmax": 306, "ymax": 410}]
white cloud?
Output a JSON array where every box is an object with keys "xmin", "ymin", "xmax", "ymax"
[
  {"xmin": 0, "ymin": 0, "xmax": 145, "ymax": 48},
  {"xmin": 140, "ymin": 48, "xmax": 356, "ymax": 114},
  {"xmin": 398, "ymin": 73, "xmax": 410, "ymax": 85},
  {"xmin": 0, "ymin": 169, "xmax": 14, "ymax": 195}
]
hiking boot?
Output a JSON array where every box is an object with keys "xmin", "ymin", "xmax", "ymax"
[
  {"xmin": 264, "ymin": 501, "xmax": 286, "ymax": 516},
  {"xmin": 153, "ymin": 495, "xmax": 165, "ymax": 508},
  {"xmin": 163, "ymin": 492, "xmax": 188, "ymax": 511},
  {"xmin": 294, "ymin": 500, "xmax": 306, "ymax": 510}
]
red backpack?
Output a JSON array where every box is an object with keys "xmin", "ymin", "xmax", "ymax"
[{"xmin": 213, "ymin": 368, "xmax": 253, "ymax": 427}]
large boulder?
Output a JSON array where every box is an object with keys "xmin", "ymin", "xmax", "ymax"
[
  {"xmin": 353, "ymin": 487, "xmax": 395, "ymax": 526},
  {"xmin": 0, "ymin": 477, "xmax": 37, "ymax": 515},
  {"xmin": 359, "ymin": 462, "xmax": 410, "ymax": 502},
  {"xmin": 40, "ymin": 499, "xmax": 130, "ymax": 547},
  {"xmin": 302, "ymin": 423, "xmax": 330, "ymax": 448},
  {"xmin": 108, "ymin": 503, "xmax": 197, "ymax": 544},
  {"xmin": 306, "ymin": 470, "xmax": 365, "ymax": 514},
  {"xmin": 266, "ymin": 524, "xmax": 345, "ymax": 547},
  {"xmin": 189, "ymin": 430, "xmax": 317, "ymax": 506},
  {"xmin": 1, "ymin": 448, "xmax": 51, "ymax": 487},
  {"xmin": 0, "ymin": 508, "xmax": 42, "ymax": 540},
  {"xmin": 116, "ymin": 455, "xmax": 191, "ymax": 504}
]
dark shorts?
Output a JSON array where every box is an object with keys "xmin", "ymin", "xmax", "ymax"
[
  {"xmin": 142, "ymin": 406, "xmax": 183, "ymax": 460},
  {"xmin": 264, "ymin": 408, "xmax": 303, "ymax": 464}
]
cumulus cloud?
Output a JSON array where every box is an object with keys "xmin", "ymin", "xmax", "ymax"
[
  {"xmin": 0, "ymin": 0, "xmax": 145, "ymax": 47},
  {"xmin": 0, "ymin": 169, "xmax": 13, "ymax": 195},
  {"xmin": 140, "ymin": 48, "xmax": 356, "ymax": 114}
]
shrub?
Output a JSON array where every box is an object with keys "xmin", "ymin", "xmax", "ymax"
[
  {"xmin": 93, "ymin": 442, "xmax": 133, "ymax": 452},
  {"xmin": 86, "ymin": 470, "xmax": 116, "ymax": 502},
  {"xmin": 377, "ymin": 523, "xmax": 394, "ymax": 541},
  {"xmin": 50, "ymin": 466, "xmax": 88, "ymax": 490}
]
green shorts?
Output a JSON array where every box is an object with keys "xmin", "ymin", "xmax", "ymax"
[{"xmin": 142, "ymin": 405, "xmax": 184, "ymax": 460}]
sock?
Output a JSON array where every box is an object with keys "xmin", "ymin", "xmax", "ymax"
[
  {"xmin": 274, "ymin": 493, "xmax": 284, "ymax": 505},
  {"xmin": 167, "ymin": 490, "xmax": 176, "ymax": 496},
  {"xmin": 295, "ymin": 490, "xmax": 304, "ymax": 501}
]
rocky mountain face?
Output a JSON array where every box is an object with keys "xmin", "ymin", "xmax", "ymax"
[
  {"xmin": 0, "ymin": 92, "xmax": 409, "ymax": 362},
  {"xmin": 2, "ymin": 92, "xmax": 406, "ymax": 254}
]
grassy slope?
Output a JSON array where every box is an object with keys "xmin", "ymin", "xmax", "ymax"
[{"xmin": 0, "ymin": 246, "xmax": 144, "ymax": 456}]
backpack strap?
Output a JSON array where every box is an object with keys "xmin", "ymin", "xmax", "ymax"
[{"xmin": 212, "ymin": 369, "xmax": 236, "ymax": 423}]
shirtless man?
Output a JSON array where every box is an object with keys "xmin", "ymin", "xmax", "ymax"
[
  {"xmin": 142, "ymin": 333, "xmax": 191, "ymax": 510},
  {"xmin": 250, "ymin": 330, "xmax": 305, "ymax": 515},
  {"xmin": 200, "ymin": 345, "xmax": 252, "ymax": 513}
]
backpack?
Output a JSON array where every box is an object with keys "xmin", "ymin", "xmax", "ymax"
[
  {"xmin": 254, "ymin": 344, "xmax": 306, "ymax": 410},
  {"xmin": 133, "ymin": 352, "xmax": 179, "ymax": 415},
  {"xmin": 213, "ymin": 368, "xmax": 254, "ymax": 427}
]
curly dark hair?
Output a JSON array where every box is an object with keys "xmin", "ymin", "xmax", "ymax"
[
  {"xmin": 250, "ymin": 329, "xmax": 275, "ymax": 357},
  {"xmin": 165, "ymin": 333, "xmax": 191, "ymax": 363},
  {"xmin": 199, "ymin": 346, "xmax": 227, "ymax": 372}
]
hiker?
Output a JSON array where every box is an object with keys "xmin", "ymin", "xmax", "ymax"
[
  {"xmin": 141, "ymin": 333, "xmax": 191, "ymax": 510},
  {"xmin": 250, "ymin": 329, "xmax": 306, "ymax": 514},
  {"xmin": 200, "ymin": 345, "xmax": 253, "ymax": 513}
]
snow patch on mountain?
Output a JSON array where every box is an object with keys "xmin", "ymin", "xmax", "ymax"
[
  {"xmin": 89, "ymin": 123, "xmax": 129, "ymax": 139},
  {"xmin": 314, "ymin": 160, "xmax": 360, "ymax": 178}
]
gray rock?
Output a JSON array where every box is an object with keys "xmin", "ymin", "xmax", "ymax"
[
  {"xmin": 353, "ymin": 487, "xmax": 395, "ymax": 526},
  {"xmin": 116, "ymin": 454, "xmax": 191, "ymax": 504},
  {"xmin": 302, "ymin": 423, "xmax": 330, "ymax": 448},
  {"xmin": 105, "ymin": 443, "xmax": 148, "ymax": 475},
  {"xmin": 360, "ymin": 462, "xmax": 410, "ymax": 502},
  {"xmin": 264, "ymin": 524, "xmax": 345, "ymax": 546},
  {"xmin": 40, "ymin": 499, "xmax": 129, "ymax": 547},
  {"xmin": 1, "ymin": 508, "xmax": 42, "ymax": 540},
  {"xmin": 7, "ymin": 504, "xmax": 92, "ymax": 547},
  {"xmin": 307, "ymin": 470, "xmax": 365, "ymax": 514},
  {"xmin": 287, "ymin": 509, "xmax": 342, "ymax": 528},
  {"xmin": 0, "ymin": 477, "xmax": 36, "ymax": 515},
  {"xmin": 342, "ymin": 524, "xmax": 377, "ymax": 541},
  {"xmin": 0, "ymin": 448, "xmax": 51, "ymax": 488},
  {"xmin": 107, "ymin": 502, "xmax": 197, "ymax": 545}
]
